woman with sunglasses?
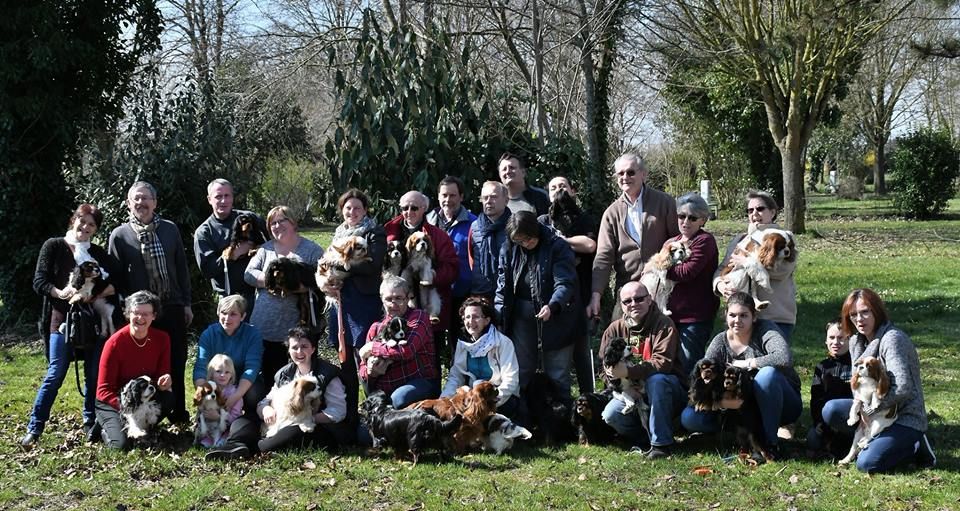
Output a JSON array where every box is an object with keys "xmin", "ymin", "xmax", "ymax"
[
  {"xmin": 713, "ymin": 190, "xmax": 798, "ymax": 342},
  {"xmin": 245, "ymin": 206, "xmax": 324, "ymax": 380},
  {"xmin": 658, "ymin": 192, "xmax": 719, "ymax": 374}
]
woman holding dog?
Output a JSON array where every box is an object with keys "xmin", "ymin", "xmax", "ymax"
[
  {"xmin": 21, "ymin": 204, "xmax": 121, "ymax": 448},
  {"xmin": 817, "ymin": 288, "xmax": 935, "ymax": 473},
  {"xmin": 245, "ymin": 205, "xmax": 324, "ymax": 382},
  {"xmin": 713, "ymin": 190, "xmax": 797, "ymax": 342},
  {"xmin": 680, "ymin": 292, "xmax": 801, "ymax": 460},
  {"xmin": 94, "ymin": 291, "xmax": 174, "ymax": 449},
  {"xmin": 324, "ymin": 189, "xmax": 386, "ymax": 429},
  {"xmin": 660, "ymin": 192, "xmax": 719, "ymax": 374},
  {"xmin": 442, "ymin": 296, "xmax": 523, "ymax": 421}
]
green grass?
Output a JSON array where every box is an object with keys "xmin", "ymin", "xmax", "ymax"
[{"xmin": 2, "ymin": 203, "xmax": 959, "ymax": 510}]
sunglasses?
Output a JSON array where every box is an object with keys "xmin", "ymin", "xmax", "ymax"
[
  {"xmin": 614, "ymin": 169, "xmax": 637, "ymax": 177},
  {"xmin": 746, "ymin": 206, "xmax": 768, "ymax": 214},
  {"xmin": 678, "ymin": 213, "xmax": 700, "ymax": 222},
  {"xmin": 401, "ymin": 205, "xmax": 420, "ymax": 212},
  {"xmin": 621, "ymin": 295, "xmax": 649, "ymax": 306}
]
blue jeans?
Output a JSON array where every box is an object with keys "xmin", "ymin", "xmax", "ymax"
[
  {"xmin": 676, "ymin": 321, "xmax": 713, "ymax": 375},
  {"xmin": 27, "ymin": 333, "xmax": 100, "ymax": 435},
  {"xmin": 681, "ymin": 366, "xmax": 802, "ymax": 446},
  {"xmin": 390, "ymin": 377, "xmax": 440, "ymax": 409},
  {"xmin": 822, "ymin": 398, "xmax": 923, "ymax": 473},
  {"xmin": 601, "ymin": 373, "xmax": 685, "ymax": 447}
]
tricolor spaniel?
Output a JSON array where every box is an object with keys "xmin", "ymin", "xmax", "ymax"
[
  {"xmin": 482, "ymin": 413, "xmax": 532, "ymax": 454},
  {"xmin": 68, "ymin": 260, "xmax": 116, "ymax": 336},
  {"xmin": 193, "ymin": 381, "xmax": 229, "ymax": 447},
  {"xmin": 120, "ymin": 376, "xmax": 162, "ymax": 439},
  {"xmin": 640, "ymin": 240, "xmax": 690, "ymax": 316},
  {"xmin": 602, "ymin": 337, "xmax": 646, "ymax": 414},
  {"xmin": 718, "ymin": 229, "xmax": 795, "ymax": 309},
  {"xmin": 838, "ymin": 356, "xmax": 898, "ymax": 465},
  {"xmin": 315, "ymin": 235, "xmax": 373, "ymax": 301},
  {"xmin": 359, "ymin": 316, "xmax": 407, "ymax": 378},
  {"xmin": 402, "ymin": 232, "xmax": 442, "ymax": 323},
  {"xmin": 382, "ymin": 240, "xmax": 408, "ymax": 278}
]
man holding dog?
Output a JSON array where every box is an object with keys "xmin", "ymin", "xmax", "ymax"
[
  {"xmin": 194, "ymin": 178, "xmax": 265, "ymax": 314},
  {"xmin": 588, "ymin": 153, "xmax": 679, "ymax": 321},
  {"xmin": 598, "ymin": 281, "xmax": 686, "ymax": 459},
  {"xmin": 108, "ymin": 181, "xmax": 193, "ymax": 423}
]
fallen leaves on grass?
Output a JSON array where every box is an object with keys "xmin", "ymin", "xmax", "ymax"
[
  {"xmin": 691, "ymin": 466, "xmax": 713, "ymax": 476},
  {"xmin": 788, "ymin": 474, "xmax": 800, "ymax": 485}
]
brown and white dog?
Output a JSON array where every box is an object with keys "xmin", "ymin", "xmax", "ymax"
[
  {"xmin": 263, "ymin": 375, "xmax": 324, "ymax": 438},
  {"xmin": 68, "ymin": 260, "xmax": 116, "ymax": 336},
  {"xmin": 193, "ymin": 381, "xmax": 229, "ymax": 446},
  {"xmin": 409, "ymin": 381, "xmax": 499, "ymax": 453},
  {"xmin": 315, "ymin": 235, "xmax": 372, "ymax": 302},
  {"xmin": 838, "ymin": 356, "xmax": 898, "ymax": 465},
  {"xmin": 640, "ymin": 240, "xmax": 690, "ymax": 316},
  {"xmin": 718, "ymin": 229, "xmax": 795, "ymax": 309},
  {"xmin": 403, "ymin": 231, "xmax": 442, "ymax": 323}
]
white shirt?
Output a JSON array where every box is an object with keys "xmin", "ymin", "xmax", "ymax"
[{"xmin": 624, "ymin": 187, "xmax": 645, "ymax": 245}]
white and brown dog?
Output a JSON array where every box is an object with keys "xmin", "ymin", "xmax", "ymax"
[
  {"xmin": 403, "ymin": 231, "xmax": 442, "ymax": 323},
  {"xmin": 838, "ymin": 356, "xmax": 898, "ymax": 465},
  {"xmin": 315, "ymin": 235, "xmax": 372, "ymax": 302},
  {"xmin": 718, "ymin": 229, "xmax": 795, "ymax": 309},
  {"xmin": 68, "ymin": 260, "xmax": 116, "ymax": 336},
  {"xmin": 640, "ymin": 240, "xmax": 690, "ymax": 316},
  {"xmin": 193, "ymin": 381, "xmax": 229, "ymax": 446},
  {"xmin": 263, "ymin": 375, "xmax": 324, "ymax": 438}
]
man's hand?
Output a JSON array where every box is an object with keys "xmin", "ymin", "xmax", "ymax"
[
  {"xmin": 56, "ymin": 287, "xmax": 77, "ymax": 300},
  {"xmin": 587, "ymin": 293, "xmax": 602, "ymax": 318},
  {"xmin": 184, "ymin": 306, "xmax": 194, "ymax": 327},
  {"xmin": 604, "ymin": 361, "xmax": 629, "ymax": 379},
  {"xmin": 535, "ymin": 305, "xmax": 552, "ymax": 321},
  {"xmin": 231, "ymin": 241, "xmax": 254, "ymax": 261}
]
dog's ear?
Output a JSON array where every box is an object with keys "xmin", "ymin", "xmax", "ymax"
[
  {"xmin": 193, "ymin": 386, "xmax": 205, "ymax": 406},
  {"xmin": 757, "ymin": 234, "xmax": 780, "ymax": 268},
  {"xmin": 871, "ymin": 359, "xmax": 891, "ymax": 398},
  {"xmin": 850, "ymin": 360, "xmax": 862, "ymax": 390}
]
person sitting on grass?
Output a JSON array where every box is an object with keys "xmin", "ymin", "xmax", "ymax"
[{"xmin": 806, "ymin": 318, "xmax": 853, "ymax": 460}]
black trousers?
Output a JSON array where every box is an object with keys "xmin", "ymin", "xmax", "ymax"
[
  {"xmin": 153, "ymin": 307, "xmax": 188, "ymax": 418},
  {"xmin": 95, "ymin": 391, "xmax": 173, "ymax": 449}
]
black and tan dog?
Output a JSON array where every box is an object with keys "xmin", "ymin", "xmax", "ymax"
[
  {"xmin": 360, "ymin": 391, "xmax": 462, "ymax": 465},
  {"xmin": 688, "ymin": 358, "xmax": 722, "ymax": 412},
  {"xmin": 571, "ymin": 390, "xmax": 618, "ymax": 446},
  {"xmin": 222, "ymin": 212, "xmax": 268, "ymax": 260},
  {"xmin": 721, "ymin": 366, "xmax": 772, "ymax": 461},
  {"xmin": 264, "ymin": 257, "xmax": 321, "ymax": 326}
]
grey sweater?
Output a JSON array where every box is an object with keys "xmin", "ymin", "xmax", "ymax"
[
  {"xmin": 244, "ymin": 238, "xmax": 323, "ymax": 341},
  {"xmin": 704, "ymin": 319, "xmax": 801, "ymax": 393},
  {"xmin": 851, "ymin": 322, "xmax": 928, "ymax": 433},
  {"xmin": 108, "ymin": 219, "xmax": 191, "ymax": 306}
]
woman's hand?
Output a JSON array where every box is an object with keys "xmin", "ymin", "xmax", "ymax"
[
  {"xmin": 731, "ymin": 359, "xmax": 755, "ymax": 370},
  {"xmin": 157, "ymin": 374, "xmax": 172, "ymax": 391},
  {"xmin": 535, "ymin": 305, "xmax": 552, "ymax": 321},
  {"xmin": 729, "ymin": 252, "xmax": 747, "ymax": 268},
  {"xmin": 56, "ymin": 287, "xmax": 76, "ymax": 300},
  {"xmin": 716, "ymin": 280, "xmax": 736, "ymax": 299},
  {"xmin": 262, "ymin": 406, "xmax": 277, "ymax": 425},
  {"xmin": 604, "ymin": 362, "xmax": 629, "ymax": 379}
]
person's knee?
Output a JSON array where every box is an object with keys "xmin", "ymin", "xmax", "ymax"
[
  {"xmin": 856, "ymin": 452, "xmax": 884, "ymax": 473},
  {"xmin": 752, "ymin": 366, "xmax": 778, "ymax": 390},
  {"xmin": 601, "ymin": 398, "xmax": 623, "ymax": 424},
  {"xmin": 822, "ymin": 399, "xmax": 849, "ymax": 427}
]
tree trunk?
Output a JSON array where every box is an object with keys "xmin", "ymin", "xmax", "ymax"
[
  {"xmin": 874, "ymin": 139, "xmax": 887, "ymax": 196},
  {"xmin": 779, "ymin": 144, "xmax": 806, "ymax": 234}
]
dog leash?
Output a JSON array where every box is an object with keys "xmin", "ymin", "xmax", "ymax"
[
  {"xmin": 223, "ymin": 263, "xmax": 231, "ymax": 296},
  {"xmin": 336, "ymin": 297, "xmax": 347, "ymax": 364}
]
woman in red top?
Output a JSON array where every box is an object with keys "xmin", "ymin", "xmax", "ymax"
[{"xmin": 95, "ymin": 291, "xmax": 173, "ymax": 449}]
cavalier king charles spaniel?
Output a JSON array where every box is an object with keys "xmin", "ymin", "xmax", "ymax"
[
  {"xmin": 382, "ymin": 240, "xmax": 408, "ymax": 278},
  {"xmin": 721, "ymin": 366, "xmax": 773, "ymax": 462},
  {"xmin": 67, "ymin": 260, "xmax": 116, "ymax": 336},
  {"xmin": 359, "ymin": 316, "xmax": 407, "ymax": 378},
  {"xmin": 263, "ymin": 375, "xmax": 324, "ymax": 438},
  {"xmin": 718, "ymin": 229, "xmax": 795, "ymax": 309},
  {"xmin": 602, "ymin": 337, "xmax": 646, "ymax": 415},
  {"xmin": 402, "ymin": 231, "xmax": 442, "ymax": 323},
  {"xmin": 482, "ymin": 413, "xmax": 532, "ymax": 454},
  {"xmin": 571, "ymin": 390, "xmax": 617, "ymax": 446},
  {"xmin": 193, "ymin": 381, "xmax": 229, "ymax": 446},
  {"xmin": 688, "ymin": 358, "xmax": 723, "ymax": 412},
  {"xmin": 360, "ymin": 391, "xmax": 462, "ymax": 465},
  {"xmin": 120, "ymin": 376, "xmax": 162, "ymax": 439},
  {"xmin": 409, "ymin": 382, "xmax": 499, "ymax": 453},
  {"xmin": 838, "ymin": 356, "xmax": 898, "ymax": 465},
  {"xmin": 265, "ymin": 256, "xmax": 322, "ymax": 326},
  {"xmin": 222, "ymin": 212, "xmax": 268, "ymax": 261},
  {"xmin": 640, "ymin": 240, "xmax": 690, "ymax": 316},
  {"xmin": 315, "ymin": 235, "xmax": 373, "ymax": 302}
]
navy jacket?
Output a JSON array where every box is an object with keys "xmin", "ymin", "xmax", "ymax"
[{"xmin": 469, "ymin": 210, "xmax": 511, "ymax": 297}]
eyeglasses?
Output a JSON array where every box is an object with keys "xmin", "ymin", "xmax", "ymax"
[
  {"xmin": 383, "ymin": 294, "xmax": 408, "ymax": 303},
  {"xmin": 849, "ymin": 310, "xmax": 873, "ymax": 321},
  {"xmin": 621, "ymin": 295, "xmax": 649, "ymax": 306},
  {"xmin": 401, "ymin": 205, "xmax": 420, "ymax": 212},
  {"xmin": 614, "ymin": 169, "xmax": 637, "ymax": 177},
  {"xmin": 269, "ymin": 218, "xmax": 289, "ymax": 228},
  {"xmin": 678, "ymin": 213, "xmax": 700, "ymax": 222},
  {"xmin": 746, "ymin": 206, "xmax": 768, "ymax": 214}
]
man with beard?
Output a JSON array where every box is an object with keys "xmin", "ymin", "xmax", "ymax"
[
  {"xmin": 468, "ymin": 181, "xmax": 511, "ymax": 301},
  {"xmin": 598, "ymin": 281, "xmax": 686, "ymax": 459}
]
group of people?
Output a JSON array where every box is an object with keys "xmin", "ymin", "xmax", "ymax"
[{"xmin": 20, "ymin": 153, "xmax": 935, "ymax": 474}]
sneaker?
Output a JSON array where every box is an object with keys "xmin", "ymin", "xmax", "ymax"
[
  {"xmin": 205, "ymin": 444, "xmax": 250, "ymax": 461},
  {"xmin": 777, "ymin": 423, "xmax": 796, "ymax": 441},
  {"xmin": 915, "ymin": 434, "xmax": 936, "ymax": 468},
  {"xmin": 646, "ymin": 445, "xmax": 672, "ymax": 460},
  {"xmin": 19, "ymin": 432, "xmax": 39, "ymax": 449}
]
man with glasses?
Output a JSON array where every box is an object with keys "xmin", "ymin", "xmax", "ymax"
[
  {"xmin": 598, "ymin": 281, "xmax": 686, "ymax": 459},
  {"xmin": 193, "ymin": 178, "xmax": 265, "ymax": 314},
  {"xmin": 383, "ymin": 191, "xmax": 459, "ymax": 367},
  {"xmin": 589, "ymin": 153, "xmax": 679, "ymax": 321},
  {"xmin": 108, "ymin": 181, "xmax": 193, "ymax": 424}
]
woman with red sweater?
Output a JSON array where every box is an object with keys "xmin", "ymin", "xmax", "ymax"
[{"xmin": 95, "ymin": 291, "xmax": 173, "ymax": 449}]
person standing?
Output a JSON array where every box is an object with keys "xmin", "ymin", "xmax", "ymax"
[
  {"xmin": 498, "ymin": 152, "xmax": 550, "ymax": 216},
  {"xmin": 194, "ymin": 179, "xmax": 265, "ymax": 315},
  {"xmin": 589, "ymin": 154, "xmax": 679, "ymax": 321},
  {"xmin": 108, "ymin": 181, "xmax": 193, "ymax": 423},
  {"xmin": 468, "ymin": 181, "xmax": 511, "ymax": 301}
]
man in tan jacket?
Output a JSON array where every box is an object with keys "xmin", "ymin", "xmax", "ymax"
[{"xmin": 588, "ymin": 153, "xmax": 679, "ymax": 320}]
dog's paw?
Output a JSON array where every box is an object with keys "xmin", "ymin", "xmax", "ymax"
[
  {"xmin": 299, "ymin": 424, "xmax": 316, "ymax": 433},
  {"xmin": 755, "ymin": 300, "xmax": 770, "ymax": 310},
  {"xmin": 397, "ymin": 340, "xmax": 407, "ymax": 346},
  {"xmin": 385, "ymin": 340, "xmax": 397, "ymax": 348},
  {"xmin": 846, "ymin": 417, "xmax": 859, "ymax": 427},
  {"xmin": 620, "ymin": 404, "xmax": 636, "ymax": 415},
  {"xmin": 663, "ymin": 309, "xmax": 673, "ymax": 316}
]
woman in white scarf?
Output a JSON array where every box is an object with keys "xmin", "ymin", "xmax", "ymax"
[{"xmin": 442, "ymin": 296, "xmax": 523, "ymax": 422}]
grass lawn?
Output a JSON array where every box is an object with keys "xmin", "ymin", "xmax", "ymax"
[{"xmin": 1, "ymin": 195, "xmax": 958, "ymax": 510}]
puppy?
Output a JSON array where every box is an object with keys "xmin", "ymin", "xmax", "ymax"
[
  {"xmin": 411, "ymin": 382, "xmax": 499, "ymax": 453},
  {"xmin": 382, "ymin": 240, "xmax": 408, "ymax": 278},
  {"xmin": 640, "ymin": 241, "xmax": 690, "ymax": 316},
  {"xmin": 67, "ymin": 260, "xmax": 116, "ymax": 336},
  {"xmin": 360, "ymin": 391, "xmax": 462, "ymax": 464},
  {"xmin": 718, "ymin": 229, "xmax": 795, "ymax": 309},
  {"xmin": 264, "ymin": 375, "xmax": 324, "ymax": 438},
  {"xmin": 482, "ymin": 413, "xmax": 532, "ymax": 454},
  {"xmin": 359, "ymin": 316, "xmax": 407, "ymax": 378},
  {"xmin": 120, "ymin": 376, "xmax": 162, "ymax": 439},
  {"xmin": 265, "ymin": 256, "xmax": 321, "ymax": 325},
  {"xmin": 838, "ymin": 357, "xmax": 898, "ymax": 465},
  {"xmin": 316, "ymin": 235, "xmax": 372, "ymax": 301},
  {"xmin": 524, "ymin": 372, "xmax": 576, "ymax": 446},
  {"xmin": 193, "ymin": 381, "xmax": 228, "ymax": 446},
  {"xmin": 721, "ymin": 366, "xmax": 772, "ymax": 461},
  {"xmin": 688, "ymin": 359, "xmax": 723, "ymax": 412},
  {"xmin": 571, "ymin": 390, "xmax": 617, "ymax": 446},
  {"xmin": 602, "ymin": 337, "xmax": 645, "ymax": 414},
  {"xmin": 402, "ymin": 232, "xmax": 442, "ymax": 323},
  {"xmin": 222, "ymin": 212, "xmax": 268, "ymax": 260}
]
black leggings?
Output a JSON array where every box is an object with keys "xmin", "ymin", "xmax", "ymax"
[
  {"xmin": 257, "ymin": 424, "xmax": 342, "ymax": 453},
  {"xmin": 95, "ymin": 391, "xmax": 173, "ymax": 449}
]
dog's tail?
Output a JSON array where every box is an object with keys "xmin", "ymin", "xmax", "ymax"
[{"xmin": 441, "ymin": 414, "xmax": 463, "ymax": 435}]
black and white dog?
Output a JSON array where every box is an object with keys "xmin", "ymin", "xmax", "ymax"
[
  {"xmin": 68, "ymin": 260, "xmax": 115, "ymax": 336},
  {"xmin": 120, "ymin": 376, "xmax": 162, "ymax": 439},
  {"xmin": 602, "ymin": 337, "xmax": 645, "ymax": 414},
  {"xmin": 481, "ymin": 414, "xmax": 532, "ymax": 454}
]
